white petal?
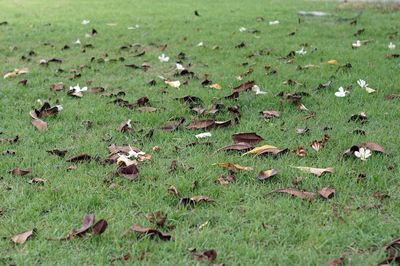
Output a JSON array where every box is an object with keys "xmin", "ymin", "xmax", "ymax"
[
  {"xmin": 195, "ymin": 132, "xmax": 212, "ymax": 139},
  {"xmin": 365, "ymin": 87, "xmax": 376, "ymax": 94},
  {"xmin": 354, "ymin": 151, "xmax": 361, "ymax": 158}
]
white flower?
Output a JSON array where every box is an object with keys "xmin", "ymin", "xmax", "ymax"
[
  {"xmin": 269, "ymin": 20, "xmax": 279, "ymax": 25},
  {"xmin": 196, "ymin": 41, "xmax": 204, "ymax": 47},
  {"xmin": 55, "ymin": 105, "xmax": 63, "ymax": 111},
  {"xmin": 388, "ymin": 42, "xmax": 396, "ymax": 50},
  {"xmin": 158, "ymin": 53, "xmax": 169, "ymax": 62},
  {"xmin": 195, "ymin": 132, "xmax": 212, "ymax": 139},
  {"xmin": 239, "ymin": 27, "xmax": 247, "ymax": 32},
  {"xmin": 352, "ymin": 40, "xmax": 361, "ymax": 48},
  {"xmin": 296, "ymin": 47, "xmax": 307, "ymax": 56},
  {"xmin": 128, "ymin": 146, "xmax": 145, "ymax": 159},
  {"xmin": 126, "ymin": 119, "xmax": 132, "ymax": 128},
  {"xmin": 36, "ymin": 99, "xmax": 42, "ymax": 105},
  {"xmin": 81, "ymin": 20, "xmax": 90, "ymax": 25},
  {"xmin": 335, "ymin": 86, "xmax": 348, "ymax": 97},
  {"xmin": 357, "ymin": 79, "xmax": 368, "ymax": 88},
  {"xmin": 354, "ymin": 147, "xmax": 371, "ymax": 161},
  {"xmin": 176, "ymin": 63, "xmax": 185, "ymax": 71},
  {"xmin": 85, "ymin": 33, "xmax": 91, "ymax": 38},
  {"xmin": 357, "ymin": 79, "xmax": 376, "ymax": 94},
  {"xmin": 69, "ymin": 84, "xmax": 88, "ymax": 93},
  {"xmin": 251, "ymin": 85, "xmax": 267, "ymax": 95},
  {"xmin": 74, "ymin": 39, "xmax": 81, "ymax": 45},
  {"xmin": 128, "ymin": 24, "xmax": 139, "ymax": 30},
  {"xmin": 165, "ymin": 80, "xmax": 181, "ymax": 88}
]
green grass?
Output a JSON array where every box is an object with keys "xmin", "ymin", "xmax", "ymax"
[{"xmin": 1, "ymin": 0, "xmax": 400, "ymax": 265}]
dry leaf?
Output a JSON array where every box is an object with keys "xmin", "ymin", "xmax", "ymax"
[
  {"xmin": 217, "ymin": 142, "xmax": 252, "ymax": 152},
  {"xmin": 215, "ymin": 162, "xmax": 253, "ymax": 171},
  {"xmin": 32, "ymin": 118, "xmax": 48, "ymax": 131},
  {"xmin": 11, "ymin": 229, "xmax": 35, "ymax": 244},
  {"xmin": 318, "ymin": 187, "xmax": 335, "ymax": 199},
  {"xmin": 258, "ymin": 169, "xmax": 278, "ymax": 181},
  {"xmin": 190, "ymin": 249, "xmax": 217, "ymax": 261},
  {"xmin": 4, "ymin": 68, "xmax": 28, "ymax": 79},
  {"xmin": 116, "ymin": 164, "xmax": 139, "ymax": 180},
  {"xmin": 242, "ymin": 144, "xmax": 278, "ymax": 156},
  {"xmin": 270, "ymin": 188, "xmax": 315, "ymax": 200},
  {"xmin": 293, "ymin": 166, "xmax": 334, "ymax": 177},
  {"xmin": 130, "ymin": 224, "xmax": 171, "ymax": 241},
  {"xmin": 9, "ymin": 167, "xmax": 32, "ymax": 176},
  {"xmin": 232, "ymin": 132, "xmax": 263, "ymax": 145}
]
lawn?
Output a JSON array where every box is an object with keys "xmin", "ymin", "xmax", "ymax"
[{"xmin": 1, "ymin": 0, "xmax": 400, "ymax": 265}]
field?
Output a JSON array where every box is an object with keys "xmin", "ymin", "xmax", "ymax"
[{"xmin": 1, "ymin": 0, "xmax": 400, "ymax": 265}]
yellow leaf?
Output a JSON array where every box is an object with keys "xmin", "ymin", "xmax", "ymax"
[
  {"xmin": 209, "ymin": 83, "xmax": 222, "ymax": 90},
  {"xmin": 214, "ymin": 162, "xmax": 253, "ymax": 171},
  {"xmin": 326, "ymin": 60, "xmax": 337, "ymax": 65},
  {"xmin": 242, "ymin": 144, "xmax": 277, "ymax": 156}
]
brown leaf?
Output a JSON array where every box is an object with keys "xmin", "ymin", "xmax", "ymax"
[
  {"xmin": 9, "ymin": 167, "xmax": 32, "ymax": 176},
  {"xmin": 108, "ymin": 144, "xmax": 140, "ymax": 154},
  {"xmin": 217, "ymin": 171, "xmax": 236, "ymax": 185},
  {"xmin": 190, "ymin": 249, "xmax": 217, "ymax": 261},
  {"xmin": 232, "ymin": 132, "xmax": 263, "ymax": 145},
  {"xmin": 11, "ymin": 229, "xmax": 35, "ymax": 244},
  {"xmin": 46, "ymin": 149, "xmax": 67, "ymax": 157},
  {"xmin": 258, "ymin": 169, "xmax": 278, "ymax": 181},
  {"xmin": 295, "ymin": 146, "xmax": 306, "ymax": 157},
  {"xmin": 116, "ymin": 164, "xmax": 139, "ymax": 180},
  {"xmin": 180, "ymin": 195, "xmax": 214, "ymax": 206},
  {"xmin": 187, "ymin": 120, "xmax": 215, "ymax": 130},
  {"xmin": 294, "ymin": 166, "xmax": 334, "ymax": 177},
  {"xmin": 384, "ymin": 93, "xmax": 400, "ymax": 100},
  {"xmin": 327, "ymin": 258, "xmax": 343, "ymax": 266},
  {"xmin": 0, "ymin": 135, "xmax": 19, "ymax": 143},
  {"xmin": 50, "ymin": 82, "xmax": 64, "ymax": 91},
  {"xmin": 72, "ymin": 214, "xmax": 95, "ymax": 237},
  {"xmin": 92, "ymin": 219, "xmax": 108, "ymax": 235},
  {"xmin": 232, "ymin": 80, "xmax": 255, "ymax": 93},
  {"xmin": 66, "ymin": 153, "xmax": 91, "ymax": 163},
  {"xmin": 117, "ymin": 120, "xmax": 132, "ymax": 133},
  {"xmin": 161, "ymin": 118, "xmax": 185, "ymax": 131},
  {"xmin": 130, "ymin": 224, "xmax": 172, "ymax": 241},
  {"xmin": 318, "ymin": 187, "xmax": 335, "ymax": 199},
  {"xmin": 1, "ymin": 149, "xmax": 16, "ymax": 155},
  {"xmin": 169, "ymin": 160, "xmax": 177, "ymax": 172},
  {"xmin": 295, "ymin": 127, "xmax": 309, "ymax": 135},
  {"xmin": 136, "ymin": 107, "xmax": 157, "ymax": 113},
  {"xmin": 167, "ymin": 185, "xmax": 180, "ymax": 197},
  {"xmin": 145, "ymin": 211, "xmax": 167, "ymax": 226},
  {"xmin": 270, "ymin": 188, "xmax": 316, "ymax": 200},
  {"xmin": 260, "ymin": 110, "xmax": 280, "ymax": 119},
  {"xmin": 217, "ymin": 142, "xmax": 252, "ymax": 152},
  {"xmin": 255, "ymin": 147, "xmax": 289, "ymax": 157},
  {"xmin": 32, "ymin": 118, "xmax": 48, "ymax": 131},
  {"xmin": 28, "ymin": 178, "xmax": 47, "ymax": 184}
]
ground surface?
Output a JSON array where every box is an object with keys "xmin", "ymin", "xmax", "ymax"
[{"xmin": 1, "ymin": 0, "xmax": 400, "ymax": 265}]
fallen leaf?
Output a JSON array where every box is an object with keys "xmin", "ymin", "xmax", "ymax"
[
  {"xmin": 318, "ymin": 187, "xmax": 335, "ymax": 199},
  {"xmin": 28, "ymin": 178, "xmax": 47, "ymax": 184},
  {"xmin": 66, "ymin": 153, "xmax": 91, "ymax": 162},
  {"xmin": 217, "ymin": 171, "xmax": 236, "ymax": 185},
  {"xmin": 342, "ymin": 142, "xmax": 386, "ymax": 158},
  {"xmin": 46, "ymin": 149, "xmax": 68, "ymax": 157},
  {"xmin": 136, "ymin": 107, "xmax": 157, "ymax": 113},
  {"xmin": 116, "ymin": 164, "xmax": 139, "ymax": 180},
  {"xmin": 190, "ymin": 249, "xmax": 217, "ymax": 261},
  {"xmin": 232, "ymin": 132, "xmax": 263, "ymax": 145},
  {"xmin": 217, "ymin": 142, "xmax": 252, "ymax": 152},
  {"xmin": 4, "ymin": 68, "xmax": 28, "ymax": 79},
  {"xmin": 209, "ymin": 83, "xmax": 222, "ymax": 89},
  {"xmin": 167, "ymin": 185, "xmax": 180, "ymax": 197},
  {"xmin": 180, "ymin": 195, "xmax": 214, "ymax": 206},
  {"xmin": 232, "ymin": 80, "xmax": 255, "ymax": 93},
  {"xmin": 258, "ymin": 169, "xmax": 278, "ymax": 181},
  {"xmin": 31, "ymin": 118, "xmax": 48, "ymax": 131},
  {"xmin": 161, "ymin": 118, "xmax": 185, "ymax": 131},
  {"xmin": 187, "ymin": 120, "xmax": 215, "ymax": 130},
  {"xmin": 260, "ymin": 110, "xmax": 280, "ymax": 119},
  {"xmin": 130, "ymin": 224, "xmax": 171, "ymax": 241},
  {"xmin": 11, "ymin": 229, "xmax": 35, "ymax": 244},
  {"xmin": 9, "ymin": 167, "xmax": 32, "ymax": 176},
  {"xmin": 269, "ymin": 188, "xmax": 315, "ymax": 200},
  {"xmin": 293, "ymin": 166, "xmax": 334, "ymax": 177},
  {"xmin": 242, "ymin": 144, "xmax": 278, "ymax": 156},
  {"xmin": 145, "ymin": 211, "xmax": 167, "ymax": 226},
  {"xmin": 215, "ymin": 162, "xmax": 253, "ymax": 171},
  {"xmin": 92, "ymin": 220, "xmax": 108, "ymax": 235}
]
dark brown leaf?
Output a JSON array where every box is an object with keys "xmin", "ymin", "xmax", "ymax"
[
  {"xmin": 191, "ymin": 249, "xmax": 217, "ymax": 261},
  {"xmin": 92, "ymin": 219, "xmax": 108, "ymax": 235},
  {"xmin": 130, "ymin": 224, "xmax": 172, "ymax": 241},
  {"xmin": 232, "ymin": 132, "xmax": 263, "ymax": 145},
  {"xmin": 66, "ymin": 153, "xmax": 91, "ymax": 162},
  {"xmin": 116, "ymin": 164, "xmax": 139, "ymax": 180},
  {"xmin": 46, "ymin": 149, "xmax": 67, "ymax": 157},
  {"xmin": 180, "ymin": 195, "xmax": 214, "ymax": 206},
  {"xmin": 50, "ymin": 82, "xmax": 64, "ymax": 91},
  {"xmin": 232, "ymin": 80, "xmax": 255, "ymax": 93},
  {"xmin": 187, "ymin": 120, "xmax": 215, "ymax": 130},
  {"xmin": 72, "ymin": 214, "xmax": 95, "ymax": 237},
  {"xmin": 161, "ymin": 118, "xmax": 185, "ymax": 131}
]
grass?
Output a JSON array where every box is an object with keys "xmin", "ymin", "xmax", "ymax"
[{"xmin": 1, "ymin": 0, "xmax": 400, "ymax": 265}]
